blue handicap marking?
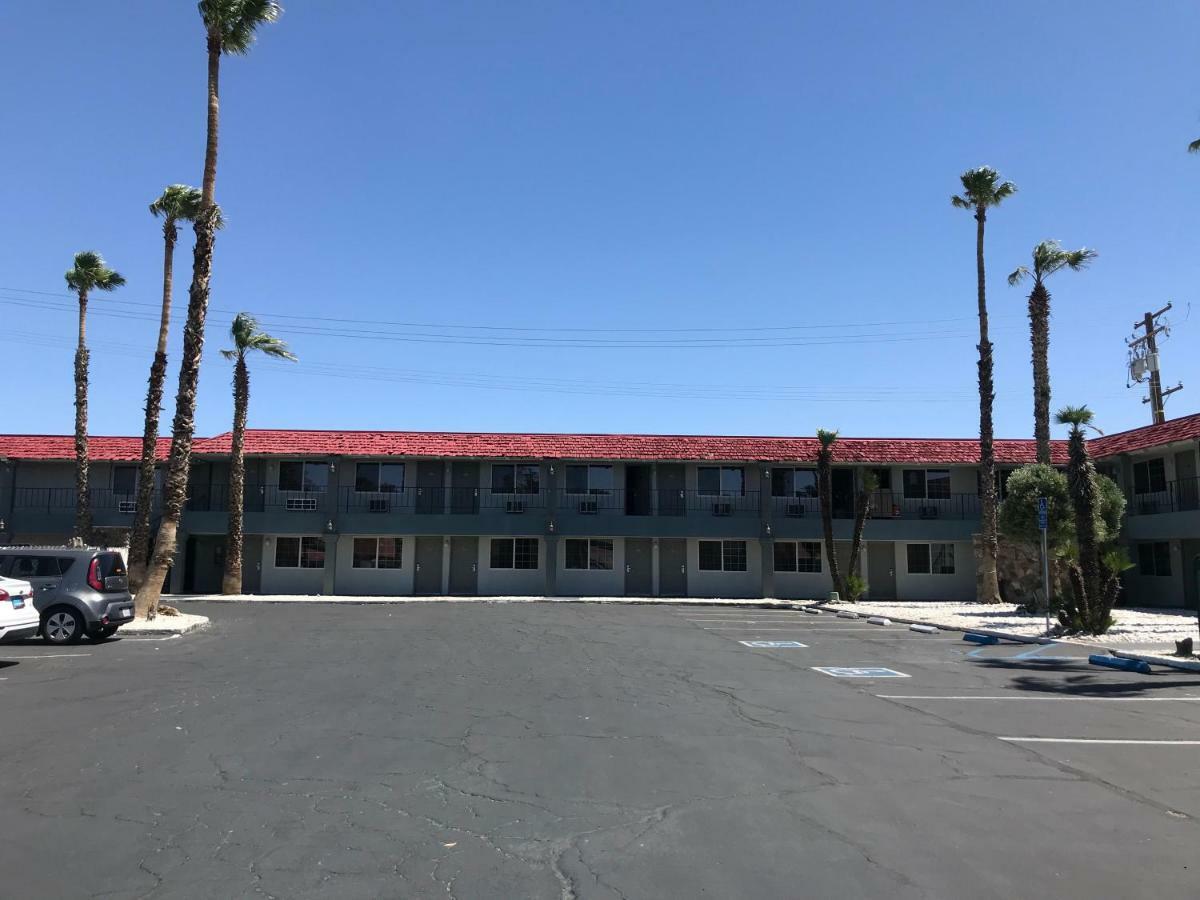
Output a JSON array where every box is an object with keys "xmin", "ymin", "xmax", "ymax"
[
  {"xmin": 812, "ymin": 666, "xmax": 910, "ymax": 678},
  {"xmin": 740, "ymin": 640, "xmax": 808, "ymax": 648}
]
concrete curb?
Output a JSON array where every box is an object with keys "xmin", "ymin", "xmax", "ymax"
[
  {"xmin": 174, "ymin": 595, "xmax": 826, "ymax": 611},
  {"xmin": 1111, "ymin": 650, "xmax": 1200, "ymax": 673},
  {"xmin": 119, "ymin": 617, "xmax": 210, "ymax": 636}
]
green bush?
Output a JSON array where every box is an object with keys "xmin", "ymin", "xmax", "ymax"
[{"xmin": 999, "ymin": 464, "xmax": 1126, "ymax": 551}]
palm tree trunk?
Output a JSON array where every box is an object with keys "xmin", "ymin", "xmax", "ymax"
[
  {"xmin": 136, "ymin": 41, "xmax": 223, "ymax": 618},
  {"xmin": 846, "ymin": 481, "xmax": 872, "ymax": 599},
  {"xmin": 818, "ymin": 451, "xmax": 844, "ymax": 600},
  {"xmin": 1029, "ymin": 280, "xmax": 1052, "ymax": 465},
  {"xmin": 129, "ymin": 220, "xmax": 178, "ymax": 591},
  {"xmin": 222, "ymin": 356, "xmax": 248, "ymax": 594},
  {"xmin": 974, "ymin": 207, "xmax": 1001, "ymax": 602},
  {"xmin": 73, "ymin": 290, "xmax": 92, "ymax": 544},
  {"xmin": 1067, "ymin": 429, "xmax": 1101, "ymax": 618}
]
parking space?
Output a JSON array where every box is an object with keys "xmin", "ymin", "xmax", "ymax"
[{"xmin": 2, "ymin": 600, "xmax": 1198, "ymax": 898}]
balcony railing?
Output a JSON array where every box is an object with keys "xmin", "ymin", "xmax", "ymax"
[
  {"xmin": 10, "ymin": 487, "xmax": 157, "ymax": 513},
  {"xmin": 863, "ymin": 491, "xmax": 981, "ymax": 520},
  {"xmin": 338, "ymin": 486, "xmax": 546, "ymax": 514},
  {"xmin": 1127, "ymin": 477, "xmax": 1200, "ymax": 516}
]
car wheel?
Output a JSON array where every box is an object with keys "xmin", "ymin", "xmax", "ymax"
[{"xmin": 42, "ymin": 606, "xmax": 85, "ymax": 644}]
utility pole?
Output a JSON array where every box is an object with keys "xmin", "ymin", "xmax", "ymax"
[{"xmin": 1128, "ymin": 303, "xmax": 1183, "ymax": 425}]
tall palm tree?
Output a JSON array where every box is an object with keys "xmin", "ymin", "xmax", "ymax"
[
  {"xmin": 137, "ymin": 0, "xmax": 282, "ymax": 618},
  {"xmin": 1055, "ymin": 405, "xmax": 1118, "ymax": 634},
  {"xmin": 1008, "ymin": 241, "xmax": 1097, "ymax": 465},
  {"xmin": 128, "ymin": 186, "xmax": 212, "ymax": 590},
  {"xmin": 1189, "ymin": 138, "xmax": 1200, "ymax": 153},
  {"xmin": 816, "ymin": 429, "xmax": 846, "ymax": 601},
  {"xmin": 220, "ymin": 314, "xmax": 295, "ymax": 594},
  {"xmin": 64, "ymin": 252, "xmax": 125, "ymax": 544},
  {"xmin": 952, "ymin": 166, "xmax": 1017, "ymax": 603}
]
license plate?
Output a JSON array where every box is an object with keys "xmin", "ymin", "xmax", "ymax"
[
  {"xmin": 120, "ymin": 608, "xmax": 133, "ymax": 618},
  {"xmin": 10, "ymin": 597, "xmax": 24, "ymax": 609}
]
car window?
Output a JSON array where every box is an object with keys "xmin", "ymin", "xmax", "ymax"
[
  {"xmin": 0, "ymin": 556, "xmax": 10, "ymax": 576},
  {"xmin": 58, "ymin": 557, "xmax": 76, "ymax": 574},
  {"xmin": 8, "ymin": 556, "xmax": 61, "ymax": 578},
  {"xmin": 96, "ymin": 553, "xmax": 127, "ymax": 578}
]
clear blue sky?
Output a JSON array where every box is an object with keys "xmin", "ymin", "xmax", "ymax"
[{"xmin": 1, "ymin": 1, "xmax": 1197, "ymax": 441}]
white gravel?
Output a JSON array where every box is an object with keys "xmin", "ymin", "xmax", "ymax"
[
  {"xmin": 845, "ymin": 601, "xmax": 1199, "ymax": 649},
  {"xmin": 170, "ymin": 594, "xmax": 794, "ymax": 607}
]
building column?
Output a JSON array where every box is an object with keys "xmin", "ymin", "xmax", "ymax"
[
  {"xmin": 759, "ymin": 537, "xmax": 775, "ymax": 599},
  {"xmin": 759, "ymin": 465, "xmax": 774, "ymax": 599},
  {"xmin": 544, "ymin": 535, "xmax": 559, "ymax": 596},
  {"xmin": 169, "ymin": 531, "xmax": 188, "ymax": 594}
]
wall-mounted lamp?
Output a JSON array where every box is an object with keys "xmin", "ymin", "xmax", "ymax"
[
  {"xmin": 329, "ymin": 462, "xmax": 336, "ymax": 473},
  {"xmin": 765, "ymin": 524, "xmax": 772, "ymax": 536},
  {"xmin": 548, "ymin": 520, "xmax": 556, "ymax": 533},
  {"xmin": 325, "ymin": 520, "xmax": 335, "ymax": 533},
  {"xmin": 549, "ymin": 464, "xmax": 555, "ymax": 476}
]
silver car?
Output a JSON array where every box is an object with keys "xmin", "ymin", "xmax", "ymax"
[{"xmin": 0, "ymin": 549, "xmax": 136, "ymax": 644}]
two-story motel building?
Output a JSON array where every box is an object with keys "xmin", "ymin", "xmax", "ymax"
[{"xmin": 1, "ymin": 415, "xmax": 1197, "ymax": 609}]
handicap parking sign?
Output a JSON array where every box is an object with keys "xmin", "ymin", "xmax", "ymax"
[
  {"xmin": 740, "ymin": 640, "xmax": 807, "ymax": 648},
  {"xmin": 812, "ymin": 666, "xmax": 910, "ymax": 678}
]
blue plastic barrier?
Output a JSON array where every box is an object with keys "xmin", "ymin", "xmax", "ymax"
[
  {"xmin": 1088, "ymin": 654, "xmax": 1152, "ymax": 675},
  {"xmin": 963, "ymin": 633, "xmax": 999, "ymax": 645}
]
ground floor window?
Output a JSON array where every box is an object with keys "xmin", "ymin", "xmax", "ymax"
[
  {"xmin": 565, "ymin": 538, "xmax": 614, "ymax": 570},
  {"xmin": 352, "ymin": 537, "xmax": 403, "ymax": 569},
  {"xmin": 1137, "ymin": 541, "xmax": 1172, "ymax": 576},
  {"xmin": 699, "ymin": 540, "xmax": 747, "ymax": 572},
  {"xmin": 774, "ymin": 541, "xmax": 822, "ymax": 573},
  {"xmin": 274, "ymin": 536, "xmax": 326, "ymax": 569},
  {"xmin": 906, "ymin": 542, "xmax": 955, "ymax": 575},
  {"xmin": 490, "ymin": 537, "xmax": 539, "ymax": 570}
]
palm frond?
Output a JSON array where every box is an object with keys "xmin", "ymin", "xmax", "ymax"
[
  {"xmin": 954, "ymin": 166, "xmax": 1017, "ymax": 209},
  {"xmin": 200, "ymin": 0, "xmax": 283, "ymax": 55},
  {"xmin": 149, "ymin": 184, "xmax": 204, "ymax": 222},
  {"xmin": 1055, "ymin": 404, "xmax": 1095, "ymax": 428},
  {"xmin": 817, "ymin": 428, "xmax": 838, "ymax": 448},
  {"xmin": 64, "ymin": 251, "xmax": 124, "ymax": 294},
  {"xmin": 226, "ymin": 312, "xmax": 297, "ymax": 361},
  {"xmin": 1189, "ymin": 137, "xmax": 1200, "ymax": 153},
  {"xmin": 1007, "ymin": 266, "xmax": 1030, "ymax": 287}
]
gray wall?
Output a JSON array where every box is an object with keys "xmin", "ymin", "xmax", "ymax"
[
  {"xmin": 260, "ymin": 534, "xmax": 328, "ymax": 594},
  {"xmin": 332, "ymin": 534, "xmax": 415, "ymax": 596},
  {"xmin": 476, "ymin": 535, "xmax": 545, "ymax": 596},
  {"xmin": 554, "ymin": 536, "xmax": 625, "ymax": 597},
  {"xmin": 894, "ymin": 540, "xmax": 976, "ymax": 601},
  {"xmin": 685, "ymin": 538, "xmax": 762, "ymax": 598}
]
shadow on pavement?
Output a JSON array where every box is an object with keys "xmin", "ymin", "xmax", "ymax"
[{"xmin": 1002, "ymin": 672, "xmax": 1200, "ymax": 695}]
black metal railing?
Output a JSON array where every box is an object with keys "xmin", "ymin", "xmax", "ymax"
[
  {"xmin": 863, "ymin": 491, "xmax": 981, "ymax": 521},
  {"xmin": 1128, "ymin": 477, "xmax": 1200, "ymax": 516},
  {"xmin": 338, "ymin": 486, "xmax": 547, "ymax": 514},
  {"xmin": 10, "ymin": 487, "xmax": 159, "ymax": 513},
  {"xmin": 769, "ymin": 495, "xmax": 820, "ymax": 519}
]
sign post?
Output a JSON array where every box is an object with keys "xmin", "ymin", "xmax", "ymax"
[{"xmin": 1037, "ymin": 497, "xmax": 1051, "ymax": 636}]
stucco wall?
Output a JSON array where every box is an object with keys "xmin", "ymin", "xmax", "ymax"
[
  {"xmin": 685, "ymin": 538, "xmax": 762, "ymax": 598},
  {"xmin": 260, "ymin": 534, "xmax": 328, "ymax": 594},
  {"xmin": 895, "ymin": 540, "xmax": 976, "ymax": 600},
  {"xmin": 332, "ymin": 534, "xmax": 415, "ymax": 596},
  {"xmin": 555, "ymin": 536, "xmax": 625, "ymax": 596},
  {"xmin": 771, "ymin": 540, "xmax": 834, "ymax": 600},
  {"xmin": 1121, "ymin": 539, "xmax": 1188, "ymax": 608},
  {"xmin": 477, "ymin": 535, "xmax": 545, "ymax": 595}
]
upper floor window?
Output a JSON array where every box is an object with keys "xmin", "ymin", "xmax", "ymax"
[
  {"xmin": 903, "ymin": 469, "xmax": 951, "ymax": 500},
  {"xmin": 699, "ymin": 540, "xmax": 748, "ymax": 572},
  {"xmin": 491, "ymin": 464, "xmax": 540, "ymax": 495},
  {"xmin": 112, "ymin": 465, "xmax": 138, "ymax": 495},
  {"xmin": 565, "ymin": 465, "xmax": 613, "ymax": 495},
  {"xmin": 871, "ymin": 468, "xmax": 893, "ymax": 491},
  {"xmin": 1133, "ymin": 458, "xmax": 1167, "ymax": 495},
  {"xmin": 772, "ymin": 468, "xmax": 817, "ymax": 498},
  {"xmin": 278, "ymin": 461, "xmax": 328, "ymax": 493},
  {"xmin": 355, "ymin": 462, "xmax": 404, "ymax": 493},
  {"xmin": 906, "ymin": 542, "xmax": 955, "ymax": 575},
  {"xmin": 1137, "ymin": 542, "xmax": 1171, "ymax": 576},
  {"xmin": 698, "ymin": 466, "xmax": 745, "ymax": 496}
]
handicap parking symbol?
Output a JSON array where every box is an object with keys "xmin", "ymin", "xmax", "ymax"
[
  {"xmin": 812, "ymin": 666, "xmax": 910, "ymax": 678},
  {"xmin": 739, "ymin": 640, "xmax": 808, "ymax": 649}
]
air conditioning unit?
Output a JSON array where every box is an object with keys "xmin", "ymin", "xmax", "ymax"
[
  {"xmin": 711, "ymin": 500, "xmax": 733, "ymax": 517},
  {"xmin": 578, "ymin": 498, "xmax": 599, "ymax": 514},
  {"xmin": 286, "ymin": 497, "xmax": 318, "ymax": 512},
  {"xmin": 368, "ymin": 497, "xmax": 391, "ymax": 513},
  {"xmin": 505, "ymin": 500, "xmax": 526, "ymax": 514},
  {"xmin": 785, "ymin": 502, "xmax": 804, "ymax": 518},
  {"xmin": 118, "ymin": 500, "xmax": 136, "ymax": 514}
]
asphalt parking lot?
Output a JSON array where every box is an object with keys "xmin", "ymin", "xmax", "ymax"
[{"xmin": 2, "ymin": 602, "xmax": 1198, "ymax": 899}]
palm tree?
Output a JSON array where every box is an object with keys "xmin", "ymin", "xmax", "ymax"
[
  {"xmin": 64, "ymin": 252, "xmax": 125, "ymax": 544},
  {"xmin": 128, "ymin": 186, "xmax": 213, "ymax": 591},
  {"xmin": 1008, "ymin": 241, "xmax": 1097, "ymax": 465},
  {"xmin": 1055, "ymin": 405, "xmax": 1119, "ymax": 634},
  {"xmin": 1189, "ymin": 139, "xmax": 1200, "ymax": 153},
  {"xmin": 816, "ymin": 430, "xmax": 846, "ymax": 601},
  {"xmin": 220, "ymin": 314, "xmax": 295, "ymax": 594},
  {"xmin": 952, "ymin": 166, "xmax": 1017, "ymax": 603},
  {"xmin": 137, "ymin": 0, "xmax": 282, "ymax": 618}
]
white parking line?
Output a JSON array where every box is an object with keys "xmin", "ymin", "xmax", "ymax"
[
  {"xmin": 880, "ymin": 695, "xmax": 1200, "ymax": 702},
  {"xmin": 7, "ymin": 653, "xmax": 93, "ymax": 660},
  {"xmin": 1000, "ymin": 737, "xmax": 1200, "ymax": 745}
]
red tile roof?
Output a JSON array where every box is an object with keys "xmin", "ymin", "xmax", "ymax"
[
  {"xmin": 189, "ymin": 429, "xmax": 1070, "ymax": 465},
  {"xmin": 1090, "ymin": 412, "xmax": 1200, "ymax": 457},
  {"xmin": 0, "ymin": 435, "xmax": 171, "ymax": 462}
]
